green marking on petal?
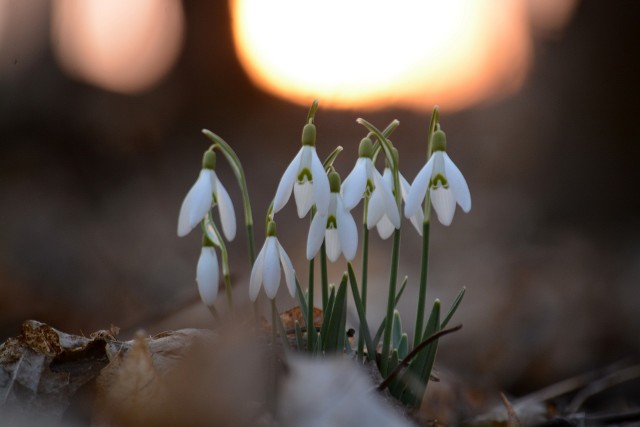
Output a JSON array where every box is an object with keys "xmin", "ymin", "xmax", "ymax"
[
  {"xmin": 297, "ymin": 168, "xmax": 313, "ymax": 183},
  {"xmin": 431, "ymin": 173, "xmax": 448, "ymax": 188},
  {"xmin": 366, "ymin": 179, "xmax": 374, "ymax": 195},
  {"xmin": 326, "ymin": 215, "xmax": 337, "ymax": 229}
]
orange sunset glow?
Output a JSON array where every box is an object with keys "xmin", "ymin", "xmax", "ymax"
[
  {"xmin": 231, "ymin": 0, "xmax": 576, "ymax": 111},
  {"xmin": 50, "ymin": 0, "xmax": 185, "ymax": 94}
]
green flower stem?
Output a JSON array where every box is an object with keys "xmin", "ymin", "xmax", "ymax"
[
  {"xmin": 306, "ymin": 99, "xmax": 319, "ymax": 124},
  {"xmin": 321, "ymin": 241, "xmax": 329, "ymax": 311},
  {"xmin": 413, "ymin": 220, "xmax": 430, "ymax": 348},
  {"xmin": 381, "ymin": 229, "xmax": 402, "ymax": 376},
  {"xmin": 322, "ymin": 146, "xmax": 343, "ymax": 170},
  {"xmin": 413, "ymin": 106, "xmax": 440, "ymax": 347},
  {"xmin": 202, "ymin": 129, "xmax": 256, "ymax": 265},
  {"xmin": 307, "ymin": 256, "xmax": 315, "ymax": 352},
  {"xmin": 347, "ymin": 263, "xmax": 375, "ymax": 361},
  {"xmin": 358, "ymin": 197, "xmax": 370, "ymax": 361},
  {"xmin": 356, "ymin": 118, "xmax": 403, "ymax": 376}
]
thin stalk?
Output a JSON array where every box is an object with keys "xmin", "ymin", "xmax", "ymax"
[
  {"xmin": 306, "ymin": 99, "xmax": 319, "ymax": 124},
  {"xmin": 358, "ymin": 196, "xmax": 371, "ymax": 361},
  {"xmin": 307, "ymin": 256, "xmax": 315, "ymax": 352},
  {"xmin": 320, "ymin": 242, "xmax": 329, "ymax": 311},
  {"xmin": 381, "ymin": 229, "xmax": 401, "ymax": 376},
  {"xmin": 413, "ymin": 220, "xmax": 430, "ymax": 348},
  {"xmin": 412, "ymin": 106, "xmax": 439, "ymax": 347}
]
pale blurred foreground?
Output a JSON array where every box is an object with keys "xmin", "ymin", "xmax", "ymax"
[{"xmin": 3, "ymin": 319, "xmax": 640, "ymax": 426}]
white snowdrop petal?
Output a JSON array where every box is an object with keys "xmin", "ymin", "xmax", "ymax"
[
  {"xmin": 214, "ymin": 175, "xmax": 237, "ymax": 241},
  {"xmin": 273, "ymin": 148, "xmax": 303, "ymax": 213},
  {"xmin": 443, "ymin": 152, "xmax": 471, "ymax": 213},
  {"xmin": 189, "ymin": 170, "xmax": 215, "ymax": 225},
  {"xmin": 337, "ymin": 197, "xmax": 358, "ymax": 261},
  {"xmin": 404, "ymin": 157, "xmax": 434, "ymax": 219},
  {"xmin": 310, "ymin": 148, "xmax": 330, "ymax": 215},
  {"xmin": 366, "ymin": 188, "xmax": 385, "ymax": 229},
  {"xmin": 409, "ymin": 210, "xmax": 424, "ymax": 235},
  {"xmin": 341, "ymin": 158, "xmax": 368, "ymax": 211},
  {"xmin": 196, "ymin": 247, "xmax": 219, "ymax": 306},
  {"xmin": 306, "ymin": 213, "xmax": 327, "ymax": 260},
  {"xmin": 177, "ymin": 169, "xmax": 213, "ymax": 237},
  {"xmin": 399, "ymin": 172, "xmax": 411, "ymax": 200},
  {"xmin": 262, "ymin": 237, "xmax": 282, "ymax": 299},
  {"xmin": 177, "ymin": 189, "xmax": 196, "ymax": 237},
  {"xmin": 249, "ymin": 244, "xmax": 267, "ymax": 301},
  {"xmin": 324, "ymin": 228, "xmax": 341, "ymax": 262},
  {"xmin": 293, "ymin": 181, "xmax": 314, "ymax": 218},
  {"xmin": 277, "ymin": 240, "xmax": 297, "ymax": 298},
  {"xmin": 374, "ymin": 169, "xmax": 400, "ymax": 229},
  {"xmin": 399, "ymin": 172, "xmax": 424, "ymax": 234},
  {"xmin": 430, "ymin": 186, "xmax": 457, "ymax": 226},
  {"xmin": 376, "ymin": 216, "xmax": 395, "ymax": 240}
]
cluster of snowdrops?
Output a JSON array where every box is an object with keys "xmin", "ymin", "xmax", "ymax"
[{"xmin": 176, "ymin": 101, "xmax": 470, "ymax": 407}]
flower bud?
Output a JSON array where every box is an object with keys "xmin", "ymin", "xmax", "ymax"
[
  {"xmin": 358, "ymin": 137, "xmax": 373, "ymax": 158},
  {"xmin": 431, "ymin": 130, "xmax": 447, "ymax": 152},
  {"xmin": 202, "ymin": 150, "xmax": 216, "ymax": 170},
  {"xmin": 301, "ymin": 123, "xmax": 316, "ymax": 147},
  {"xmin": 328, "ymin": 170, "xmax": 341, "ymax": 193}
]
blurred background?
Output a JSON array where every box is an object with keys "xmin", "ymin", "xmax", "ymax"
[{"xmin": 1, "ymin": 0, "xmax": 639, "ymax": 397}]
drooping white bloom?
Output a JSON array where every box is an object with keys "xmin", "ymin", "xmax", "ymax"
[
  {"xmin": 366, "ymin": 167, "xmax": 404, "ymax": 239},
  {"xmin": 273, "ymin": 123, "xmax": 330, "ymax": 217},
  {"xmin": 341, "ymin": 137, "xmax": 377, "ymax": 210},
  {"xmin": 399, "ymin": 172, "xmax": 424, "ymax": 235},
  {"xmin": 177, "ymin": 151, "xmax": 236, "ymax": 240},
  {"xmin": 250, "ymin": 223, "xmax": 296, "ymax": 301},
  {"xmin": 196, "ymin": 246, "xmax": 219, "ymax": 306},
  {"xmin": 341, "ymin": 157, "xmax": 373, "ymax": 210},
  {"xmin": 404, "ymin": 131, "xmax": 471, "ymax": 226},
  {"xmin": 307, "ymin": 172, "xmax": 358, "ymax": 262}
]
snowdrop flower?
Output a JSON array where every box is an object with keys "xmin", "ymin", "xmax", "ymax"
[
  {"xmin": 250, "ymin": 221, "xmax": 296, "ymax": 301},
  {"xmin": 367, "ymin": 167, "xmax": 408, "ymax": 239},
  {"xmin": 178, "ymin": 150, "xmax": 237, "ymax": 240},
  {"xmin": 273, "ymin": 122, "xmax": 330, "ymax": 217},
  {"xmin": 399, "ymin": 171, "xmax": 424, "ymax": 235},
  {"xmin": 404, "ymin": 130, "xmax": 471, "ymax": 226},
  {"xmin": 307, "ymin": 171, "xmax": 358, "ymax": 262},
  {"xmin": 341, "ymin": 137, "xmax": 376, "ymax": 210},
  {"xmin": 196, "ymin": 239, "xmax": 219, "ymax": 306}
]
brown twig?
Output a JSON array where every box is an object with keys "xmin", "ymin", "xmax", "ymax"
[
  {"xmin": 500, "ymin": 392, "xmax": 522, "ymax": 427},
  {"xmin": 566, "ymin": 363, "xmax": 640, "ymax": 413},
  {"xmin": 377, "ymin": 324, "xmax": 462, "ymax": 392}
]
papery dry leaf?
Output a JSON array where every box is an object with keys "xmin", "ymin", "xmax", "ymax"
[
  {"xmin": 0, "ymin": 320, "xmax": 112, "ymax": 425},
  {"xmin": 93, "ymin": 328, "xmax": 218, "ymax": 427},
  {"xmin": 94, "ymin": 332, "xmax": 165, "ymax": 426}
]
